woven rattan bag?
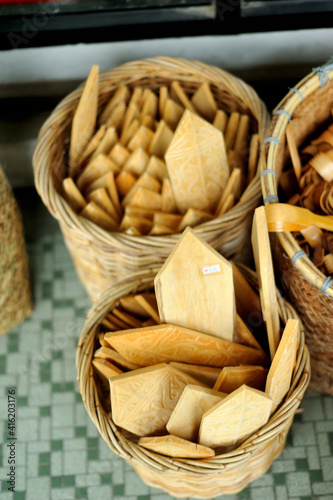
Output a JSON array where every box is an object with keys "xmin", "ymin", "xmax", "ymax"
[
  {"xmin": 0, "ymin": 165, "xmax": 32, "ymax": 335},
  {"xmin": 76, "ymin": 267, "xmax": 310, "ymax": 498},
  {"xmin": 33, "ymin": 57, "xmax": 269, "ymax": 301},
  {"xmin": 261, "ymin": 62, "xmax": 333, "ymax": 394}
]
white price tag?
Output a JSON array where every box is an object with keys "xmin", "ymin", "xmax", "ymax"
[{"xmin": 202, "ymin": 264, "xmax": 221, "ymax": 275}]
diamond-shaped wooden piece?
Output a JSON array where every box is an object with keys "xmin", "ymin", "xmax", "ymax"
[
  {"xmin": 165, "ymin": 109, "xmax": 229, "ymax": 214},
  {"xmin": 109, "ymin": 363, "xmax": 207, "ymax": 436},
  {"xmin": 198, "ymin": 385, "xmax": 272, "ymax": 449},
  {"xmin": 154, "ymin": 227, "xmax": 236, "ymax": 341}
]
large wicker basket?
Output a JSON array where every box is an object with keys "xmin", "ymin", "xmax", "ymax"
[
  {"xmin": 33, "ymin": 57, "xmax": 269, "ymax": 301},
  {"xmin": 76, "ymin": 267, "xmax": 310, "ymax": 498},
  {"xmin": 260, "ymin": 61, "xmax": 333, "ymax": 395},
  {"xmin": 0, "ymin": 165, "xmax": 33, "ymax": 335}
]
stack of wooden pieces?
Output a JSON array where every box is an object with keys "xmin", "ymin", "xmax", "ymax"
[
  {"xmin": 278, "ymin": 115, "xmax": 333, "ymax": 276},
  {"xmin": 61, "ymin": 65, "xmax": 259, "ymax": 236},
  {"xmin": 91, "ymin": 227, "xmax": 299, "ymax": 459}
]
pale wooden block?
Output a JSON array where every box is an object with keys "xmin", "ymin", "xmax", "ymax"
[
  {"xmin": 149, "ymin": 120, "xmax": 174, "ymax": 158},
  {"xmin": 105, "ymin": 100, "xmax": 126, "ymax": 131},
  {"xmin": 170, "ymin": 81, "xmax": 196, "ymax": 113},
  {"xmin": 198, "ymin": 385, "xmax": 273, "ymax": 449},
  {"xmin": 92, "ymin": 358, "xmax": 123, "ymax": 382},
  {"xmin": 128, "ymin": 124, "xmax": 154, "ymax": 152},
  {"xmin": 177, "ymin": 208, "xmax": 213, "ymax": 232},
  {"xmin": 99, "ymin": 85, "xmax": 130, "ymax": 124},
  {"xmin": 169, "ymin": 362, "xmax": 221, "ymax": 387},
  {"xmin": 77, "ymin": 154, "xmax": 119, "ymax": 191},
  {"xmin": 120, "ymin": 103, "xmax": 140, "ymax": 144},
  {"xmin": 107, "ymin": 312, "xmax": 130, "ymax": 330},
  {"xmin": 134, "ymin": 294, "xmax": 161, "ymax": 324},
  {"xmin": 141, "ymin": 115, "xmax": 157, "ymax": 131},
  {"xmin": 265, "ymin": 319, "xmax": 299, "ymax": 413},
  {"xmin": 213, "ymin": 365, "xmax": 268, "ymax": 393},
  {"xmin": 224, "ymin": 112, "xmax": 240, "ymax": 150},
  {"xmin": 128, "ymin": 187, "xmax": 162, "ymax": 211},
  {"xmin": 128, "ymin": 87, "xmax": 144, "ymax": 110},
  {"xmin": 163, "ymin": 98, "xmax": 184, "ymax": 130},
  {"xmin": 122, "ymin": 173, "xmax": 161, "ymax": 207},
  {"xmin": 104, "ymin": 323, "xmax": 269, "ymax": 368},
  {"xmin": 62, "ymin": 178, "xmax": 86, "ymax": 213},
  {"xmin": 112, "ymin": 307, "xmax": 143, "ymax": 328},
  {"xmin": 140, "ymin": 89, "xmax": 158, "ymax": 120},
  {"xmin": 98, "ymin": 333, "xmax": 110, "ymax": 347},
  {"xmin": 191, "ymin": 83, "xmax": 217, "ymax": 122},
  {"xmin": 148, "ymin": 224, "xmax": 175, "ymax": 236},
  {"xmin": 145, "ymin": 156, "xmax": 168, "ymax": 182},
  {"xmin": 247, "ymin": 133, "xmax": 259, "ymax": 183},
  {"xmin": 109, "ymin": 143, "xmax": 130, "ymax": 168},
  {"xmin": 120, "ymin": 120, "xmax": 140, "ymax": 148},
  {"xmin": 119, "ymin": 214, "xmax": 153, "ymax": 234},
  {"xmin": 213, "ymin": 109, "xmax": 228, "ymax": 134},
  {"xmin": 215, "ymin": 168, "xmax": 242, "ymax": 217},
  {"xmin": 165, "ymin": 110, "xmax": 229, "ymax": 214},
  {"xmin": 87, "ymin": 188, "xmax": 120, "ymax": 222},
  {"xmin": 89, "ymin": 127, "xmax": 118, "ymax": 162},
  {"xmin": 155, "ymin": 227, "xmax": 236, "ymax": 341},
  {"xmin": 153, "ymin": 212, "xmax": 182, "ymax": 230},
  {"xmin": 85, "ymin": 172, "xmax": 122, "ymax": 219},
  {"xmin": 161, "ymin": 178, "xmax": 177, "ymax": 213},
  {"xmin": 81, "ymin": 202, "xmax": 118, "ymax": 231},
  {"xmin": 251, "ymin": 206, "xmax": 280, "ymax": 360},
  {"xmin": 138, "ymin": 435, "xmax": 215, "ymax": 458},
  {"xmin": 166, "ymin": 385, "xmax": 226, "ymax": 442},
  {"xmin": 115, "ymin": 172, "xmax": 137, "ymax": 198},
  {"xmin": 69, "ymin": 65, "xmax": 99, "ymax": 176},
  {"xmin": 124, "ymin": 205, "xmax": 155, "ymax": 220},
  {"xmin": 119, "ymin": 293, "xmax": 155, "ymax": 318},
  {"xmin": 110, "ymin": 363, "xmax": 207, "ymax": 436},
  {"xmin": 79, "ymin": 125, "xmax": 106, "ymax": 164},
  {"xmin": 159, "ymin": 86, "xmax": 169, "ymax": 118},
  {"xmin": 97, "ymin": 344, "xmax": 142, "ymax": 371}
]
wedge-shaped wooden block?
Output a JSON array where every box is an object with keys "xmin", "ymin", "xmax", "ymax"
[
  {"xmin": 165, "ymin": 109, "xmax": 229, "ymax": 214},
  {"xmin": 128, "ymin": 187, "xmax": 162, "ymax": 211},
  {"xmin": 134, "ymin": 294, "xmax": 161, "ymax": 324},
  {"xmin": 77, "ymin": 154, "xmax": 119, "ymax": 191},
  {"xmin": 89, "ymin": 126, "xmax": 118, "ymax": 162},
  {"xmin": 161, "ymin": 178, "xmax": 177, "ymax": 213},
  {"xmin": 105, "ymin": 100, "xmax": 126, "ymax": 131},
  {"xmin": 213, "ymin": 365, "xmax": 268, "ymax": 393},
  {"xmin": 198, "ymin": 385, "xmax": 272, "ymax": 449},
  {"xmin": 79, "ymin": 125, "xmax": 106, "ymax": 164},
  {"xmin": 109, "ymin": 143, "xmax": 130, "ymax": 168},
  {"xmin": 128, "ymin": 125, "xmax": 154, "ymax": 152},
  {"xmin": 163, "ymin": 98, "xmax": 184, "ymax": 130},
  {"xmin": 99, "ymin": 85, "xmax": 129, "ymax": 124},
  {"xmin": 109, "ymin": 363, "xmax": 207, "ymax": 436},
  {"xmin": 170, "ymin": 81, "xmax": 196, "ymax": 114},
  {"xmin": 153, "ymin": 212, "xmax": 182, "ymax": 230},
  {"xmin": 104, "ymin": 324, "xmax": 269, "ymax": 368},
  {"xmin": 92, "ymin": 358, "xmax": 123, "ymax": 382},
  {"xmin": 166, "ymin": 385, "xmax": 226, "ymax": 442},
  {"xmin": 69, "ymin": 65, "xmax": 99, "ymax": 175},
  {"xmin": 87, "ymin": 188, "xmax": 120, "ymax": 222},
  {"xmin": 159, "ymin": 86, "xmax": 169, "ymax": 117},
  {"xmin": 120, "ymin": 119, "xmax": 140, "ymax": 148},
  {"xmin": 265, "ymin": 319, "xmax": 299, "ymax": 413},
  {"xmin": 145, "ymin": 156, "xmax": 168, "ymax": 182},
  {"xmin": 140, "ymin": 89, "xmax": 158, "ymax": 120},
  {"xmin": 215, "ymin": 168, "xmax": 242, "ymax": 217},
  {"xmin": 119, "ymin": 293, "xmax": 155, "ymax": 318},
  {"xmin": 85, "ymin": 172, "xmax": 122, "ymax": 218},
  {"xmin": 177, "ymin": 208, "xmax": 213, "ymax": 232},
  {"xmin": 169, "ymin": 362, "xmax": 220, "ymax": 387},
  {"xmin": 81, "ymin": 202, "xmax": 118, "ymax": 231},
  {"xmin": 224, "ymin": 111, "xmax": 240, "ymax": 150},
  {"xmin": 115, "ymin": 171, "xmax": 137, "ymax": 198},
  {"xmin": 251, "ymin": 206, "xmax": 280, "ymax": 360},
  {"xmin": 150, "ymin": 120, "xmax": 173, "ymax": 158},
  {"xmin": 155, "ymin": 227, "xmax": 236, "ymax": 341},
  {"xmin": 123, "ymin": 148, "xmax": 149, "ymax": 176},
  {"xmin": 62, "ymin": 177, "xmax": 86, "ymax": 213},
  {"xmin": 138, "ymin": 435, "xmax": 215, "ymax": 459},
  {"xmin": 191, "ymin": 83, "xmax": 217, "ymax": 122},
  {"xmin": 124, "ymin": 205, "xmax": 155, "ymax": 221},
  {"xmin": 122, "ymin": 173, "xmax": 161, "ymax": 207},
  {"xmin": 119, "ymin": 214, "xmax": 152, "ymax": 234},
  {"xmin": 213, "ymin": 109, "xmax": 228, "ymax": 133},
  {"xmin": 148, "ymin": 224, "xmax": 174, "ymax": 236},
  {"xmin": 95, "ymin": 346, "xmax": 142, "ymax": 371}
]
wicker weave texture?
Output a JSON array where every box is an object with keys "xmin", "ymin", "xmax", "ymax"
[
  {"xmin": 261, "ymin": 65, "xmax": 333, "ymax": 395},
  {"xmin": 33, "ymin": 57, "xmax": 270, "ymax": 300},
  {"xmin": 0, "ymin": 166, "xmax": 32, "ymax": 335},
  {"xmin": 76, "ymin": 267, "xmax": 310, "ymax": 497}
]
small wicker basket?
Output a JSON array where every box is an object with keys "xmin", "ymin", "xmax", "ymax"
[
  {"xmin": 76, "ymin": 267, "xmax": 310, "ymax": 498},
  {"xmin": 0, "ymin": 165, "xmax": 33, "ymax": 335},
  {"xmin": 33, "ymin": 57, "xmax": 269, "ymax": 301},
  {"xmin": 260, "ymin": 61, "xmax": 333, "ymax": 395}
]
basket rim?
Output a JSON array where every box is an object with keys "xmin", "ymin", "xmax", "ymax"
[
  {"xmin": 33, "ymin": 56, "xmax": 270, "ymax": 252},
  {"xmin": 76, "ymin": 267, "xmax": 311, "ymax": 477},
  {"xmin": 260, "ymin": 62, "xmax": 333, "ymax": 299}
]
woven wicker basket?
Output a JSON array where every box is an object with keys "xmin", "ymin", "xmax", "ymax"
[
  {"xmin": 76, "ymin": 267, "xmax": 310, "ymax": 497},
  {"xmin": 0, "ymin": 165, "xmax": 33, "ymax": 335},
  {"xmin": 260, "ymin": 61, "xmax": 333, "ymax": 395},
  {"xmin": 33, "ymin": 57, "xmax": 269, "ymax": 301}
]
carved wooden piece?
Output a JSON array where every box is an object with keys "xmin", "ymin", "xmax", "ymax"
[
  {"xmin": 81, "ymin": 202, "xmax": 118, "ymax": 231},
  {"xmin": 89, "ymin": 127, "xmax": 118, "ymax": 162},
  {"xmin": 62, "ymin": 178, "xmax": 86, "ymax": 213},
  {"xmin": 95, "ymin": 346, "xmax": 142, "ymax": 371},
  {"xmin": 87, "ymin": 188, "xmax": 119, "ymax": 222},
  {"xmin": 149, "ymin": 120, "xmax": 173, "ymax": 158},
  {"xmin": 92, "ymin": 358, "xmax": 123, "ymax": 382},
  {"xmin": 161, "ymin": 179, "xmax": 177, "ymax": 213},
  {"xmin": 109, "ymin": 363, "xmax": 207, "ymax": 436},
  {"xmin": 213, "ymin": 365, "xmax": 268, "ymax": 393},
  {"xmin": 104, "ymin": 323, "xmax": 269, "ymax": 368},
  {"xmin": 191, "ymin": 83, "xmax": 217, "ymax": 122},
  {"xmin": 177, "ymin": 208, "xmax": 213, "ymax": 232},
  {"xmin": 165, "ymin": 110, "xmax": 229, "ymax": 214},
  {"xmin": 145, "ymin": 156, "xmax": 168, "ymax": 182},
  {"xmin": 265, "ymin": 319, "xmax": 299, "ymax": 413},
  {"xmin": 77, "ymin": 154, "xmax": 119, "ymax": 191},
  {"xmin": 85, "ymin": 172, "xmax": 121, "ymax": 218},
  {"xmin": 198, "ymin": 385, "xmax": 272, "ymax": 449},
  {"xmin": 155, "ymin": 228, "xmax": 236, "ymax": 341},
  {"xmin": 251, "ymin": 206, "xmax": 280, "ymax": 360},
  {"xmin": 163, "ymin": 98, "xmax": 184, "ymax": 130},
  {"xmin": 169, "ymin": 362, "xmax": 220, "ymax": 387},
  {"xmin": 166, "ymin": 385, "xmax": 226, "ymax": 442},
  {"xmin": 123, "ymin": 148, "xmax": 149, "ymax": 176},
  {"xmin": 138, "ymin": 435, "xmax": 215, "ymax": 459}
]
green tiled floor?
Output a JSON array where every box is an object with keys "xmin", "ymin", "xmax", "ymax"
[{"xmin": 1, "ymin": 188, "xmax": 333, "ymax": 500}]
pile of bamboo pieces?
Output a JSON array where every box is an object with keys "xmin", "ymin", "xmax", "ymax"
[
  {"xmin": 61, "ymin": 65, "xmax": 259, "ymax": 236},
  {"xmin": 280, "ymin": 117, "xmax": 333, "ymax": 275},
  {"xmin": 91, "ymin": 219, "xmax": 299, "ymax": 459}
]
